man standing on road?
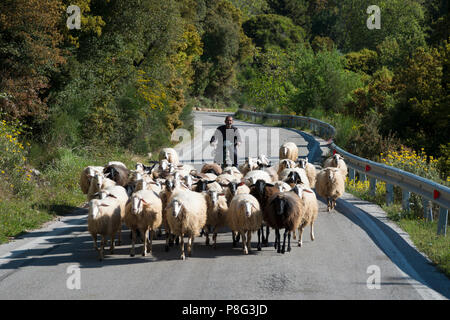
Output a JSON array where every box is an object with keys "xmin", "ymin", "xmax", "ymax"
[{"xmin": 210, "ymin": 115, "xmax": 242, "ymax": 168}]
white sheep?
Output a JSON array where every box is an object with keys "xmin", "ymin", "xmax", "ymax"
[
  {"xmin": 279, "ymin": 142, "xmax": 298, "ymax": 162},
  {"xmin": 222, "ymin": 166, "xmax": 244, "ymax": 180},
  {"xmin": 106, "ymin": 161, "xmax": 128, "ymax": 169},
  {"xmin": 238, "ymin": 157, "xmax": 259, "ymax": 176},
  {"xmin": 291, "ymin": 184, "xmax": 319, "ymax": 247},
  {"xmin": 124, "ymin": 189, "xmax": 163, "ymax": 257},
  {"xmin": 275, "ymin": 158, "xmax": 296, "ymax": 175},
  {"xmin": 203, "ymin": 190, "xmax": 228, "ymax": 248},
  {"xmin": 279, "ymin": 167, "xmax": 310, "ymax": 188},
  {"xmin": 88, "ymin": 195, "xmax": 122, "ymax": 261},
  {"xmin": 159, "ymin": 147, "xmax": 179, "ymax": 166},
  {"xmin": 99, "ymin": 185, "xmax": 129, "ymax": 246},
  {"xmin": 244, "ymin": 169, "xmax": 273, "ymax": 186},
  {"xmin": 80, "ymin": 166, "xmax": 104, "ymax": 194},
  {"xmin": 87, "ymin": 173, "xmax": 116, "ymax": 201},
  {"xmin": 297, "ymin": 158, "xmax": 317, "ymax": 188},
  {"xmin": 323, "ymin": 154, "xmax": 348, "ymax": 177},
  {"xmin": 315, "ymin": 167, "xmax": 345, "ymax": 212},
  {"xmin": 165, "ymin": 189, "xmax": 208, "ymax": 260},
  {"xmin": 227, "ymin": 193, "xmax": 262, "ymax": 255}
]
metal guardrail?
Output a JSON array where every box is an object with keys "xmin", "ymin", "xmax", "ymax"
[{"xmin": 236, "ymin": 109, "xmax": 449, "ymax": 236}]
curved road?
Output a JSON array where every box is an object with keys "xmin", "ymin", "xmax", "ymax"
[{"xmin": 0, "ymin": 111, "xmax": 448, "ymax": 300}]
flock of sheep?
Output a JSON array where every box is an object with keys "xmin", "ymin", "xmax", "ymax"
[{"xmin": 81, "ymin": 143, "xmax": 348, "ymax": 261}]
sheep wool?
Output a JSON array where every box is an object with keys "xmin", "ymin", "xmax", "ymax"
[
  {"xmin": 315, "ymin": 167, "xmax": 345, "ymax": 212},
  {"xmin": 165, "ymin": 189, "xmax": 208, "ymax": 259},
  {"xmin": 227, "ymin": 193, "xmax": 262, "ymax": 254}
]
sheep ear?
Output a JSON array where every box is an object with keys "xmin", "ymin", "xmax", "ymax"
[
  {"xmin": 141, "ymin": 199, "xmax": 149, "ymax": 205},
  {"xmin": 218, "ymin": 192, "xmax": 226, "ymax": 196},
  {"xmin": 100, "ymin": 203, "xmax": 110, "ymax": 207},
  {"xmin": 304, "ymin": 189, "xmax": 314, "ymax": 194},
  {"xmin": 266, "ymin": 183, "xmax": 274, "ymax": 187},
  {"xmin": 238, "ymin": 181, "xmax": 245, "ymax": 187},
  {"xmin": 109, "ymin": 194, "xmax": 118, "ymax": 198}
]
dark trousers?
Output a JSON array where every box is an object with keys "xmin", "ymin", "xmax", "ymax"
[{"xmin": 222, "ymin": 146, "xmax": 238, "ymax": 168}]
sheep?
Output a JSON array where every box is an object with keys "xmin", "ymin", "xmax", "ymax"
[
  {"xmin": 159, "ymin": 147, "xmax": 179, "ymax": 166},
  {"xmin": 165, "ymin": 189, "xmax": 208, "ymax": 260},
  {"xmin": 203, "ymin": 190, "xmax": 228, "ymax": 248},
  {"xmin": 279, "ymin": 142, "xmax": 298, "ymax": 162},
  {"xmin": 222, "ymin": 166, "xmax": 243, "ymax": 180},
  {"xmin": 135, "ymin": 162, "xmax": 158, "ymax": 176},
  {"xmin": 273, "ymin": 180, "xmax": 292, "ymax": 192},
  {"xmin": 244, "ymin": 169, "xmax": 273, "ymax": 186},
  {"xmin": 106, "ymin": 161, "xmax": 128, "ymax": 169},
  {"xmin": 201, "ymin": 163, "xmax": 223, "ymax": 176},
  {"xmin": 124, "ymin": 189, "xmax": 163, "ymax": 257},
  {"xmin": 249, "ymin": 179, "xmax": 281, "ymax": 249},
  {"xmin": 323, "ymin": 153, "xmax": 348, "ymax": 177},
  {"xmin": 227, "ymin": 193, "xmax": 262, "ymax": 255},
  {"xmin": 224, "ymin": 181, "xmax": 251, "ymax": 206},
  {"xmin": 291, "ymin": 184, "xmax": 319, "ymax": 247},
  {"xmin": 279, "ymin": 167, "xmax": 310, "ymax": 188},
  {"xmin": 88, "ymin": 195, "xmax": 122, "ymax": 261},
  {"xmin": 79, "ymin": 166, "xmax": 104, "ymax": 194},
  {"xmin": 263, "ymin": 191, "xmax": 305, "ymax": 254},
  {"xmin": 191, "ymin": 170, "xmax": 218, "ymax": 181},
  {"xmin": 238, "ymin": 157, "xmax": 259, "ymax": 176},
  {"xmin": 297, "ymin": 157, "xmax": 317, "ymax": 188},
  {"xmin": 276, "ymin": 159, "xmax": 296, "ymax": 175},
  {"xmin": 87, "ymin": 173, "xmax": 116, "ymax": 201},
  {"xmin": 315, "ymin": 167, "xmax": 345, "ymax": 212},
  {"xmin": 99, "ymin": 185, "xmax": 129, "ymax": 246},
  {"xmin": 103, "ymin": 164, "xmax": 130, "ymax": 187},
  {"xmin": 216, "ymin": 173, "xmax": 240, "ymax": 186},
  {"xmin": 153, "ymin": 159, "xmax": 175, "ymax": 179}
]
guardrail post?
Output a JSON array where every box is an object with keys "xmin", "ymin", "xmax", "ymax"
[
  {"xmin": 369, "ymin": 177, "xmax": 376, "ymax": 197},
  {"xmin": 386, "ymin": 184, "xmax": 394, "ymax": 206},
  {"xmin": 349, "ymin": 168, "xmax": 355, "ymax": 182},
  {"xmin": 423, "ymin": 199, "xmax": 433, "ymax": 221},
  {"xmin": 402, "ymin": 190, "xmax": 410, "ymax": 212},
  {"xmin": 437, "ymin": 208, "xmax": 448, "ymax": 236},
  {"xmin": 359, "ymin": 173, "xmax": 366, "ymax": 183}
]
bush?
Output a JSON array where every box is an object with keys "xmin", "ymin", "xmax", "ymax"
[{"xmin": 0, "ymin": 118, "xmax": 33, "ymax": 198}]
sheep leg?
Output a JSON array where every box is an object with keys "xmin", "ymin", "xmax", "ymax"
[
  {"xmin": 281, "ymin": 230, "xmax": 287, "ymax": 254},
  {"xmin": 247, "ymin": 231, "xmax": 252, "ymax": 253},
  {"xmin": 142, "ymin": 228, "xmax": 149, "ymax": 256},
  {"xmin": 187, "ymin": 235, "xmax": 193, "ymax": 257},
  {"xmin": 130, "ymin": 229, "xmax": 136, "ymax": 257},
  {"xmin": 310, "ymin": 222, "xmax": 315, "ymax": 241},
  {"xmin": 180, "ymin": 234, "xmax": 185, "ymax": 260},
  {"xmin": 232, "ymin": 231, "xmax": 240, "ymax": 247},
  {"xmin": 287, "ymin": 231, "xmax": 291, "ymax": 252},
  {"xmin": 205, "ymin": 226, "xmax": 210, "ymax": 246},
  {"xmin": 91, "ymin": 233, "xmax": 98, "ymax": 252},
  {"xmin": 263, "ymin": 225, "xmax": 270, "ymax": 246},
  {"xmin": 99, "ymin": 236, "xmax": 105, "ymax": 261},
  {"xmin": 257, "ymin": 229, "xmax": 262, "ymax": 251},
  {"xmin": 275, "ymin": 229, "xmax": 281, "ymax": 253},
  {"xmin": 298, "ymin": 225, "xmax": 305, "ymax": 247},
  {"xmin": 110, "ymin": 233, "xmax": 115, "ymax": 254},
  {"xmin": 292, "ymin": 228, "xmax": 297, "ymax": 240},
  {"xmin": 165, "ymin": 232, "xmax": 170, "ymax": 252},
  {"xmin": 212, "ymin": 227, "xmax": 218, "ymax": 249},
  {"xmin": 148, "ymin": 229, "xmax": 154, "ymax": 255},
  {"xmin": 117, "ymin": 226, "xmax": 122, "ymax": 246},
  {"xmin": 241, "ymin": 231, "xmax": 248, "ymax": 255}
]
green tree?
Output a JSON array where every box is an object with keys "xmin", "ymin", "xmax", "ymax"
[{"xmin": 242, "ymin": 14, "xmax": 306, "ymax": 51}]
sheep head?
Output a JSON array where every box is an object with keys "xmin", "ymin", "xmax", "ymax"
[
  {"xmin": 131, "ymin": 196, "xmax": 149, "ymax": 215},
  {"xmin": 243, "ymin": 201, "xmax": 257, "ymax": 218},
  {"xmin": 88, "ymin": 200, "xmax": 109, "ymax": 219},
  {"xmin": 298, "ymin": 158, "xmax": 308, "ymax": 169},
  {"xmin": 171, "ymin": 200, "xmax": 183, "ymax": 218}
]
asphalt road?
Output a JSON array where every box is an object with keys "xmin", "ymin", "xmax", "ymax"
[{"xmin": 0, "ymin": 111, "xmax": 448, "ymax": 300}]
